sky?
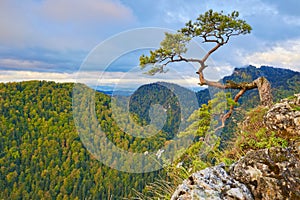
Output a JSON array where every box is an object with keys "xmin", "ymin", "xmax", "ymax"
[{"xmin": 0, "ymin": 0, "xmax": 300, "ymax": 90}]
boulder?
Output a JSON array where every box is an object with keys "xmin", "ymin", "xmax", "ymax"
[
  {"xmin": 171, "ymin": 143, "xmax": 300, "ymax": 200},
  {"xmin": 171, "ymin": 163, "xmax": 254, "ymax": 200},
  {"xmin": 230, "ymin": 143, "xmax": 300, "ymax": 200}
]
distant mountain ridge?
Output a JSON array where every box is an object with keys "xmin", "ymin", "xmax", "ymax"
[
  {"xmin": 96, "ymin": 66, "xmax": 300, "ymax": 109},
  {"xmin": 96, "ymin": 89, "xmax": 134, "ymax": 96}
]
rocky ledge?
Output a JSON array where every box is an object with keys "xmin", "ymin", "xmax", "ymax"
[
  {"xmin": 171, "ymin": 94, "xmax": 300, "ymax": 200},
  {"xmin": 264, "ymin": 93, "xmax": 300, "ymax": 135},
  {"xmin": 171, "ymin": 143, "xmax": 300, "ymax": 200}
]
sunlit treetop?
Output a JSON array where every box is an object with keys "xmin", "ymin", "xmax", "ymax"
[{"xmin": 181, "ymin": 9, "xmax": 252, "ymax": 44}]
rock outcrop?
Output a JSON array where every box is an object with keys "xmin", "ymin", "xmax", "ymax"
[
  {"xmin": 264, "ymin": 93, "xmax": 300, "ymax": 135},
  {"xmin": 230, "ymin": 142, "xmax": 300, "ymax": 200},
  {"xmin": 171, "ymin": 94, "xmax": 300, "ymax": 200},
  {"xmin": 171, "ymin": 143, "xmax": 300, "ymax": 200},
  {"xmin": 171, "ymin": 164, "xmax": 254, "ymax": 200}
]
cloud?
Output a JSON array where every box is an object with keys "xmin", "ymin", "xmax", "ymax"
[
  {"xmin": 0, "ymin": 52, "xmax": 81, "ymax": 72},
  {"xmin": 0, "ymin": 58, "xmax": 56, "ymax": 72},
  {"xmin": 39, "ymin": 0, "xmax": 134, "ymax": 24},
  {"xmin": 0, "ymin": 68, "xmax": 202, "ymax": 90},
  {"xmin": 1, "ymin": 0, "xmax": 300, "ymax": 84},
  {"xmin": 0, "ymin": 1, "xmax": 34, "ymax": 47},
  {"xmin": 263, "ymin": 0, "xmax": 300, "ymax": 17},
  {"xmin": 238, "ymin": 0, "xmax": 300, "ymax": 41},
  {"xmin": 129, "ymin": 0, "xmax": 300, "ymax": 41},
  {"xmin": 0, "ymin": 70, "xmax": 76, "ymax": 83},
  {"xmin": 0, "ymin": 0, "xmax": 135, "ymax": 50},
  {"xmin": 283, "ymin": 15, "xmax": 300, "ymax": 26},
  {"xmin": 242, "ymin": 39, "xmax": 300, "ymax": 71}
]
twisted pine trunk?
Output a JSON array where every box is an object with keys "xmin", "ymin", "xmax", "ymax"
[
  {"xmin": 253, "ymin": 77, "xmax": 273, "ymax": 107},
  {"xmin": 197, "ymin": 63, "xmax": 273, "ymax": 130}
]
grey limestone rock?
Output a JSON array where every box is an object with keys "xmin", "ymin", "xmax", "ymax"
[
  {"xmin": 230, "ymin": 143, "xmax": 300, "ymax": 200},
  {"xmin": 264, "ymin": 93, "xmax": 300, "ymax": 135},
  {"xmin": 171, "ymin": 164, "xmax": 254, "ymax": 200}
]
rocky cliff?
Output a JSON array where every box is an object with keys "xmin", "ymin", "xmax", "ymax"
[{"xmin": 171, "ymin": 94, "xmax": 300, "ymax": 200}]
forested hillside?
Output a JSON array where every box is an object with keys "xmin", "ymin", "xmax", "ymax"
[
  {"xmin": 0, "ymin": 81, "xmax": 168, "ymax": 199},
  {"xmin": 0, "ymin": 66, "xmax": 299, "ymax": 199},
  {"xmin": 129, "ymin": 82, "xmax": 198, "ymax": 140}
]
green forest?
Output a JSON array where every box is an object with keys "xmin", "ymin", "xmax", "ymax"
[
  {"xmin": 0, "ymin": 66, "xmax": 299, "ymax": 199},
  {"xmin": 0, "ymin": 80, "xmax": 169, "ymax": 199}
]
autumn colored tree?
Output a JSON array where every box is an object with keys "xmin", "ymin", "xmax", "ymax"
[{"xmin": 140, "ymin": 9, "xmax": 273, "ymax": 128}]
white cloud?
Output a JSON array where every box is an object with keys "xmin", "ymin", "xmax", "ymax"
[
  {"xmin": 95, "ymin": 68, "xmax": 201, "ymax": 89},
  {"xmin": 0, "ymin": 69, "xmax": 202, "ymax": 90},
  {"xmin": 283, "ymin": 15, "xmax": 300, "ymax": 26},
  {"xmin": 0, "ymin": 71, "xmax": 76, "ymax": 83},
  {"xmin": 165, "ymin": 11, "xmax": 190, "ymax": 24},
  {"xmin": 234, "ymin": 0, "xmax": 278, "ymax": 17},
  {"xmin": 243, "ymin": 38, "xmax": 300, "ymax": 71}
]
